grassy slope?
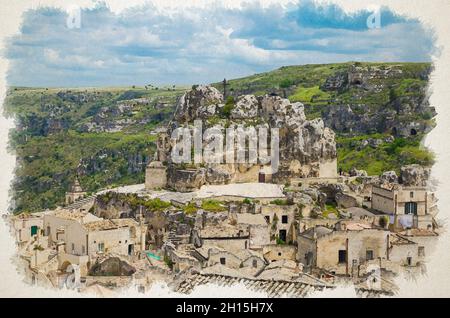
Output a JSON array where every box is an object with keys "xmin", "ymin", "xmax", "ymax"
[
  {"xmin": 5, "ymin": 86, "xmax": 183, "ymax": 212},
  {"xmin": 213, "ymin": 62, "xmax": 434, "ymax": 176}
]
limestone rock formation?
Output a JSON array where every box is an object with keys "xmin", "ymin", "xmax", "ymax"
[
  {"xmin": 174, "ymin": 85, "xmax": 223, "ymax": 122},
  {"xmin": 89, "ymin": 257, "xmax": 136, "ymax": 276},
  {"xmin": 349, "ymin": 168, "xmax": 368, "ymax": 177},
  {"xmin": 335, "ymin": 192, "xmax": 358, "ymax": 208},
  {"xmin": 167, "ymin": 167, "xmax": 207, "ymax": 192},
  {"xmin": 157, "ymin": 85, "xmax": 338, "ymax": 191},
  {"xmin": 380, "ymin": 171, "xmax": 398, "ymax": 185},
  {"xmin": 231, "ymin": 95, "xmax": 259, "ymax": 119},
  {"xmin": 400, "ymin": 164, "xmax": 430, "ymax": 187}
]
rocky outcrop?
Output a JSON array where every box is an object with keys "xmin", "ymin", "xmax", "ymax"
[
  {"xmin": 349, "ymin": 168, "xmax": 368, "ymax": 177},
  {"xmin": 206, "ymin": 166, "xmax": 232, "ymax": 185},
  {"xmin": 400, "ymin": 164, "xmax": 430, "ymax": 187},
  {"xmin": 159, "ymin": 85, "xmax": 337, "ymax": 191},
  {"xmin": 231, "ymin": 95, "xmax": 259, "ymax": 119},
  {"xmin": 89, "ymin": 257, "xmax": 136, "ymax": 276},
  {"xmin": 380, "ymin": 171, "xmax": 398, "ymax": 185},
  {"xmin": 167, "ymin": 167, "xmax": 207, "ymax": 192},
  {"xmin": 174, "ymin": 85, "xmax": 223, "ymax": 122},
  {"xmin": 335, "ymin": 193, "xmax": 358, "ymax": 208}
]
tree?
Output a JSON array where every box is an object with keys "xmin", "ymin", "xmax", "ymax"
[{"xmin": 280, "ymin": 79, "xmax": 293, "ymax": 98}]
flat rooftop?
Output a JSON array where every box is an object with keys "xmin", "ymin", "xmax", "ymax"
[{"xmin": 196, "ymin": 183, "xmax": 285, "ymax": 199}]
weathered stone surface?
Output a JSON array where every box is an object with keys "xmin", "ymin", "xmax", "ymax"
[
  {"xmin": 167, "ymin": 166, "xmax": 207, "ymax": 192},
  {"xmin": 89, "ymin": 257, "xmax": 136, "ymax": 276},
  {"xmin": 206, "ymin": 166, "xmax": 232, "ymax": 185},
  {"xmin": 174, "ymin": 85, "xmax": 223, "ymax": 122},
  {"xmin": 400, "ymin": 164, "xmax": 430, "ymax": 187},
  {"xmin": 159, "ymin": 85, "xmax": 338, "ymax": 190},
  {"xmin": 349, "ymin": 168, "xmax": 368, "ymax": 177},
  {"xmin": 335, "ymin": 193, "xmax": 358, "ymax": 208},
  {"xmin": 231, "ymin": 95, "xmax": 259, "ymax": 119},
  {"xmin": 380, "ymin": 171, "xmax": 398, "ymax": 185}
]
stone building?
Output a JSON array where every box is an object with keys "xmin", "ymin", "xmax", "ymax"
[
  {"xmin": 9, "ymin": 212, "xmax": 44, "ymax": 245},
  {"xmin": 145, "ymin": 161, "xmax": 167, "ymax": 190},
  {"xmin": 297, "ymin": 221, "xmax": 390, "ymax": 276},
  {"xmin": 206, "ymin": 246, "xmax": 266, "ymax": 271},
  {"xmin": 261, "ymin": 204, "xmax": 298, "ymax": 244},
  {"xmin": 43, "ymin": 209, "xmax": 101, "ymax": 245},
  {"xmin": 65, "ymin": 178, "xmax": 87, "ymax": 205},
  {"xmin": 61, "ymin": 218, "xmax": 146, "ymax": 275},
  {"xmin": 371, "ymin": 184, "xmax": 437, "ymax": 231},
  {"xmin": 192, "ymin": 223, "xmax": 250, "ymax": 250}
]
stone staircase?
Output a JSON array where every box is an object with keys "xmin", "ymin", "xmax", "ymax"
[
  {"xmin": 168, "ymin": 228, "xmax": 182, "ymax": 246},
  {"xmin": 65, "ymin": 195, "xmax": 96, "ymax": 210}
]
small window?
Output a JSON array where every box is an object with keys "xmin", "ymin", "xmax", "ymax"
[
  {"xmin": 119, "ymin": 241, "xmax": 122, "ymax": 244},
  {"xmin": 264, "ymin": 215, "xmax": 270, "ymax": 223},
  {"xmin": 405, "ymin": 202, "xmax": 418, "ymax": 215},
  {"xmin": 407, "ymin": 257, "xmax": 412, "ymax": 266},
  {"xmin": 418, "ymin": 246, "xmax": 425, "ymax": 257},
  {"xmin": 82, "ymin": 245, "xmax": 85, "ymax": 254},
  {"xmin": 220, "ymin": 257, "xmax": 226, "ymax": 265},
  {"xmin": 281, "ymin": 215, "xmax": 288, "ymax": 224},
  {"xmin": 410, "ymin": 191, "xmax": 414, "ymax": 198},
  {"xmin": 71, "ymin": 243, "xmax": 75, "ymax": 253},
  {"xmin": 278, "ymin": 252, "xmax": 282, "ymax": 256},
  {"xmin": 98, "ymin": 242, "xmax": 105, "ymax": 253},
  {"xmin": 252, "ymin": 259, "xmax": 258, "ymax": 268},
  {"xmin": 338, "ymin": 250, "xmax": 347, "ymax": 264},
  {"xmin": 366, "ymin": 250, "xmax": 374, "ymax": 261}
]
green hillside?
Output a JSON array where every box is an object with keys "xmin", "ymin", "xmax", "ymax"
[{"xmin": 4, "ymin": 62, "xmax": 435, "ymax": 213}]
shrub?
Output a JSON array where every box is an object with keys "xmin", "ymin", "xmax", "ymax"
[
  {"xmin": 270, "ymin": 199, "xmax": 291, "ymax": 206},
  {"xmin": 221, "ymin": 96, "xmax": 235, "ymax": 118},
  {"xmin": 183, "ymin": 202, "xmax": 198, "ymax": 215},
  {"xmin": 201, "ymin": 199, "xmax": 226, "ymax": 212}
]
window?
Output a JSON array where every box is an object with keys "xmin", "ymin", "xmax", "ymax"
[
  {"xmin": 278, "ymin": 252, "xmax": 282, "ymax": 256},
  {"xmin": 278, "ymin": 230, "xmax": 287, "ymax": 242},
  {"xmin": 220, "ymin": 257, "xmax": 226, "ymax": 265},
  {"xmin": 405, "ymin": 202, "xmax": 418, "ymax": 215},
  {"xmin": 252, "ymin": 259, "xmax": 258, "ymax": 268},
  {"xmin": 338, "ymin": 250, "xmax": 347, "ymax": 264},
  {"xmin": 407, "ymin": 257, "xmax": 412, "ymax": 266},
  {"xmin": 71, "ymin": 243, "xmax": 75, "ymax": 253},
  {"xmin": 82, "ymin": 245, "xmax": 85, "ymax": 254},
  {"xmin": 264, "ymin": 215, "xmax": 270, "ymax": 223},
  {"xmin": 98, "ymin": 242, "xmax": 105, "ymax": 253},
  {"xmin": 418, "ymin": 246, "xmax": 425, "ymax": 257},
  {"xmin": 366, "ymin": 250, "xmax": 374, "ymax": 261},
  {"xmin": 30, "ymin": 226, "xmax": 38, "ymax": 236},
  {"xmin": 410, "ymin": 191, "xmax": 414, "ymax": 198},
  {"xmin": 281, "ymin": 215, "xmax": 288, "ymax": 224}
]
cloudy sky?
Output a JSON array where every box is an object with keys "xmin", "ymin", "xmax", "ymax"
[{"xmin": 4, "ymin": 0, "xmax": 436, "ymax": 87}]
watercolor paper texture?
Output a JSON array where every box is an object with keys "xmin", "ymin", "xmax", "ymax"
[{"xmin": 0, "ymin": 0, "xmax": 449, "ymax": 298}]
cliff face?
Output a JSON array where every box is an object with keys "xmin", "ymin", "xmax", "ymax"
[
  {"xmin": 160, "ymin": 85, "xmax": 337, "ymax": 191},
  {"xmin": 321, "ymin": 64, "xmax": 434, "ymax": 137}
]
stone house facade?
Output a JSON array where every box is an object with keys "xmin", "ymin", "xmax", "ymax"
[{"xmin": 371, "ymin": 185, "xmax": 437, "ymax": 230}]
